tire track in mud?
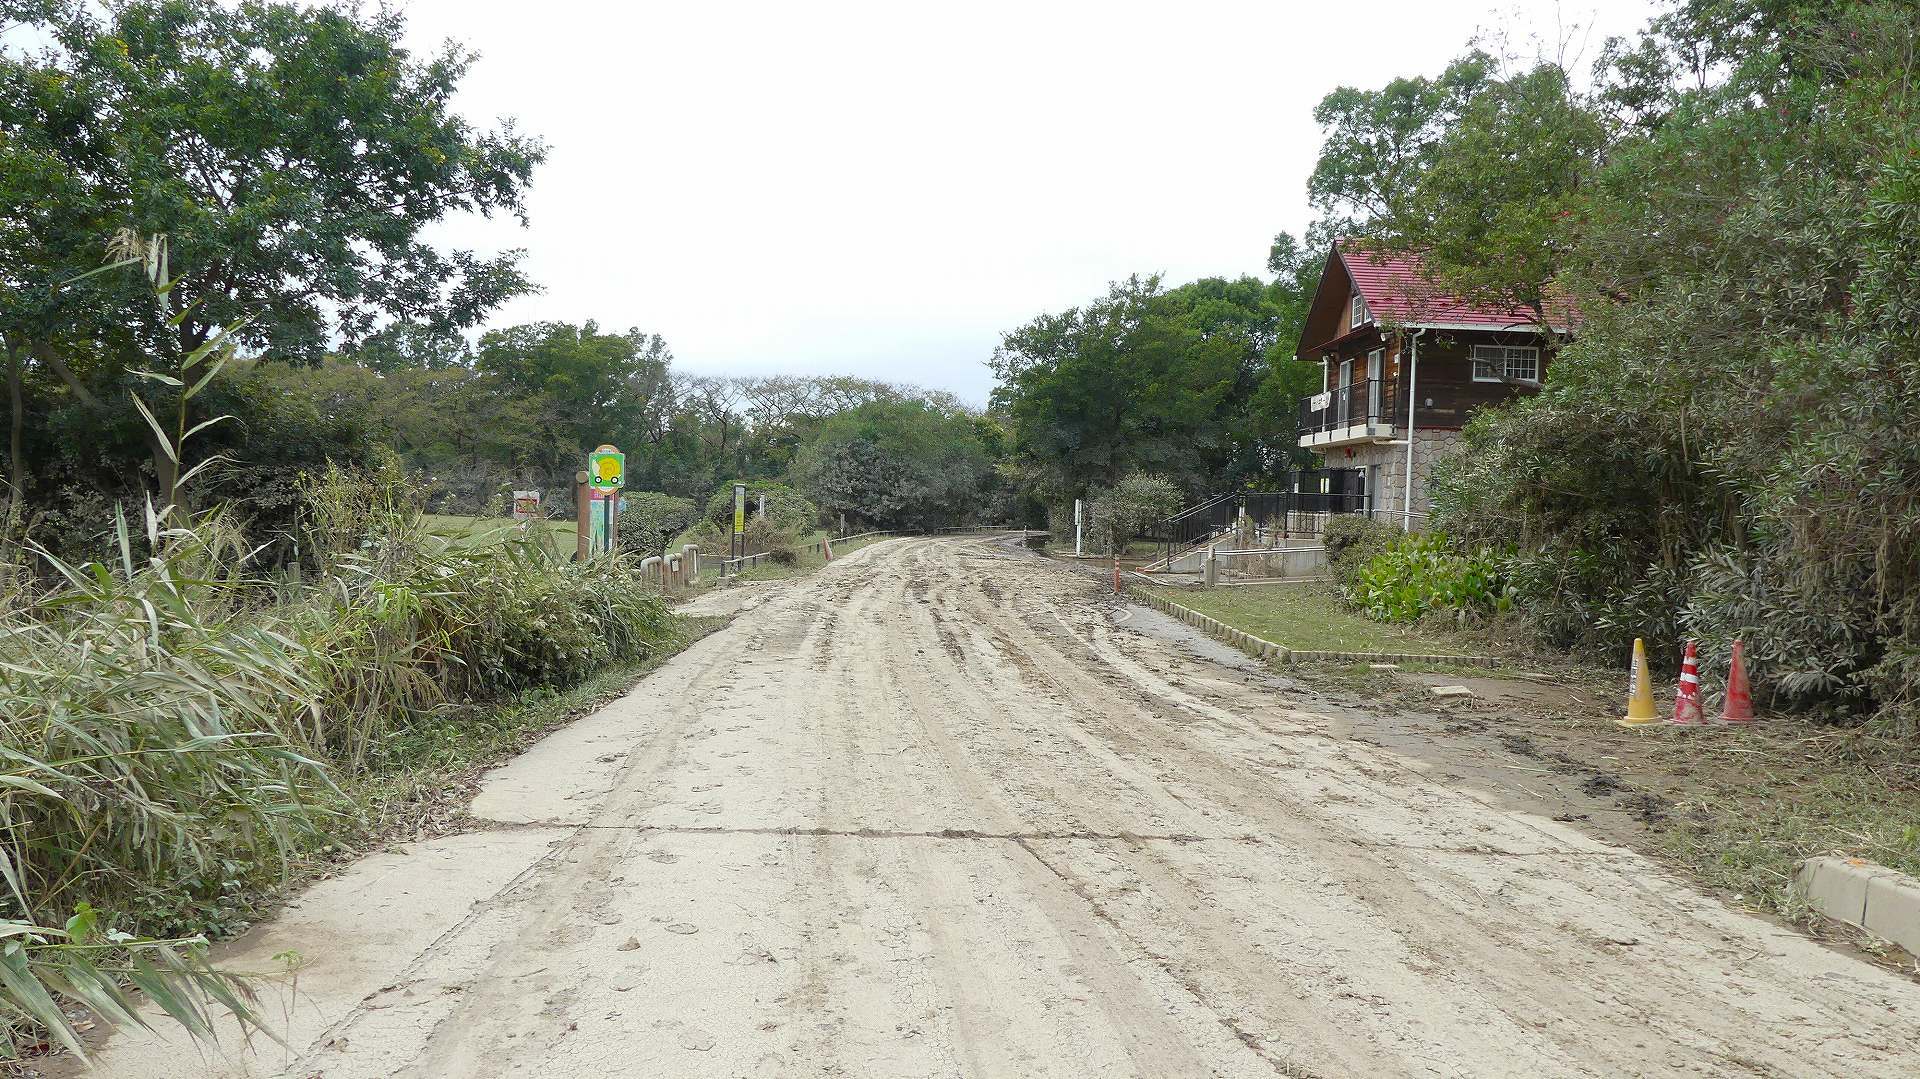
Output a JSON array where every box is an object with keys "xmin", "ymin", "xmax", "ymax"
[
  {"xmin": 120, "ymin": 534, "xmax": 1920, "ymax": 1079},
  {"xmin": 896, "ymin": 537, "xmax": 1920, "ymax": 1077}
]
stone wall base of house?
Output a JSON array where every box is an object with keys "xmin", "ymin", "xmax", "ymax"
[{"xmin": 1320, "ymin": 428, "xmax": 1465, "ymax": 528}]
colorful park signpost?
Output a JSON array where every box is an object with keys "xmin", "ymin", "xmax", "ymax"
[
  {"xmin": 588, "ymin": 446, "xmax": 625, "ymax": 493},
  {"xmin": 578, "ymin": 445, "xmax": 625, "ymax": 556}
]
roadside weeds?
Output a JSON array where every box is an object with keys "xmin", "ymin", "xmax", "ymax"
[
  {"xmin": 185, "ymin": 615, "xmax": 730, "ymax": 956},
  {"xmin": 347, "ymin": 615, "xmax": 732, "ymax": 848},
  {"xmin": 1126, "ymin": 577, "xmax": 1920, "ymax": 978}
]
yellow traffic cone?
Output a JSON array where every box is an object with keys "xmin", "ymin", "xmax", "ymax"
[{"xmin": 1618, "ymin": 637, "xmax": 1659, "ymax": 727}]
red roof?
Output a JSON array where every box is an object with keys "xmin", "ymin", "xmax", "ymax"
[{"xmin": 1335, "ymin": 239, "xmax": 1573, "ymax": 330}]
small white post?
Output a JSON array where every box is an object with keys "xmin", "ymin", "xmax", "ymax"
[
  {"xmin": 1204, "ymin": 546, "xmax": 1219, "ymax": 587},
  {"xmin": 1074, "ymin": 499, "xmax": 1084, "ymax": 557}
]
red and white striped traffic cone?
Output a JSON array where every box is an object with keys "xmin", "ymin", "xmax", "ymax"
[
  {"xmin": 1670, "ymin": 640, "xmax": 1704, "ymax": 725},
  {"xmin": 1719, "ymin": 639, "xmax": 1755, "ymax": 724}
]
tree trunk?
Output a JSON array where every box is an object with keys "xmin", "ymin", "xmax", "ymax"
[
  {"xmin": 34, "ymin": 340, "xmax": 187, "ymax": 513},
  {"xmin": 4, "ymin": 340, "xmax": 23, "ymax": 498}
]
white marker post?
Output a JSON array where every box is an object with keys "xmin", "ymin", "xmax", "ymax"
[{"xmin": 1074, "ymin": 499, "xmax": 1084, "ymax": 557}]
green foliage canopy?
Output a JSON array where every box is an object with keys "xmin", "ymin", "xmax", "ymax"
[
  {"xmin": 792, "ymin": 398, "xmax": 996, "ymax": 531},
  {"xmin": 990, "ymin": 274, "xmax": 1301, "ymax": 506}
]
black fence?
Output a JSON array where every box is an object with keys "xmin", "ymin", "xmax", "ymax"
[
  {"xmin": 1156, "ymin": 492, "xmax": 1239, "ymax": 553},
  {"xmin": 1298, "ymin": 378, "xmax": 1399, "ymax": 438},
  {"xmin": 1147, "ymin": 470, "xmax": 1371, "ymax": 566},
  {"xmin": 1283, "ymin": 468, "xmax": 1370, "ymax": 516}
]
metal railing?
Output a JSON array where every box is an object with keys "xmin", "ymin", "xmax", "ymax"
[
  {"xmin": 1283, "ymin": 467, "xmax": 1370, "ymax": 516},
  {"xmin": 1298, "ymin": 378, "xmax": 1398, "ymax": 439},
  {"xmin": 1148, "ymin": 492, "xmax": 1240, "ymax": 568},
  {"xmin": 715, "ymin": 530, "xmax": 896, "ymax": 579},
  {"xmin": 1147, "ymin": 470, "xmax": 1373, "ymax": 569}
]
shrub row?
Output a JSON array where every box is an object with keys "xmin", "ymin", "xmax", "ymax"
[{"xmin": 1324, "ymin": 518, "xmax": 1513, "ymax": 627}]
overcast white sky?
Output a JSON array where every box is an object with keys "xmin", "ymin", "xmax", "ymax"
[{"xmin": 408, "ymin": 0, "xmax": 1662, "ymax": 404}]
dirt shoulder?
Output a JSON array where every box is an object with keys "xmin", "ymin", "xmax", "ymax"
[{"xmin": 1125, "ymin": 576, "xmax": 1920, "ymax": 976}]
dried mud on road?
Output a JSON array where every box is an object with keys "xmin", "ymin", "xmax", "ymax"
[{"xmin": 83, "ymin": 536, "xmax": 1920, "ymax": 1078}]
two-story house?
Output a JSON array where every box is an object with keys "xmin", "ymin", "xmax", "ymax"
[{"xmin": 1295, "ymin": 239, "xmax": 1570, "ymax": 528}]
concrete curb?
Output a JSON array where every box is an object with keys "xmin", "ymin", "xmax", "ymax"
[
  {"xmin": 1795, "ymin": 857, "xmax": 1920, "ymax": 955},
  {"xmin": 1125, "ymin": 586, "xmax": 1289, "ymax": 660},
  {"xmin": 1121, "ymin": 585, "xmax": 1495, "ymax": 668}
]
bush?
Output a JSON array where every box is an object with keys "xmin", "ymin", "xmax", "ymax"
[
  {"xmin": 1348, "ymin": 532, "xmax": 1513, "ymax": 625},
  {"xmin": 1323, "ymin": 514, "xmax": 1398, "ymax": 587},
  {"xmin": 296, "ymin": 470, "xmax": 679, "ymax": 768},
  {"xmin": 1086, "ymin": 472, "xmax": 1180, "ymax": 555},
  {"xmin": 618, "ymin": 492, "xmax": 699, "ymax": 556},
  {"xmin": 703, "ymin": 481, "xmax": 816, "ymax": 535},
  {"xmin": 679, "ymin": 515, "xmax": 801, "ymax": 561}
]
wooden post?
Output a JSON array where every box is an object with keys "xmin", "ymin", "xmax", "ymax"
[{"xmin": 574, "ymin": 470, "xmax": 590, "ymax": 561}]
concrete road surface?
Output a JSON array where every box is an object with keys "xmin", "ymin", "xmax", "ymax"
[{"xmin": 84, "ymin": 535, "xmax": 1920, "ymax": 1077}]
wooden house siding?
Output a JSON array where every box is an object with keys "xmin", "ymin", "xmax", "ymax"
[{"xmin": 1403, "ymin": 329, "xmax": 1548, "ymax": 429}]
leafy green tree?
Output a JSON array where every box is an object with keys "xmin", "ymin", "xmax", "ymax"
[
  {"xmin": 990, "ymin": 274, "xmax": 1285, "ymax": 507},
  {"xmin": 351, "ymin": 322, "xmax": 474, "ymax": 374},
  {"xmin": 792, "ymin": 399, "xmax": 995, "ymax": 530},
  {"xmin": 1308, "ymin": 47, "xmax": 1606, "ymax": 329},
  {"xmin": 1401, "ymin": 62, "xmax": 1607, "ymax": 324},
  {"xmin": 1307, "ymin": 53, "xmax": 1495, "ymax": 231},
  {"xmin": 1, "ymin": 0, "xmax": 543, "ymax": 497},
  {"xmin": 1429, "ymin": 0, "xmax": 1920, "ymax": 731},
  {"xmin": 474, "ymin": 321, "xmax": 671, "ymax": 459}
]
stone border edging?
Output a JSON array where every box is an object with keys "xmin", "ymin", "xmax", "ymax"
[
  {"xmin": 1126, "ymin": 586, "xmax": 1288, "ymax": 660},
  {"xmin": 1796, "ymin": 856, "xmax": 1920, "ymax": 956},
  {"xmin": 1122, "ymin": 585, "xmax": 1495, "ymax": 668}
]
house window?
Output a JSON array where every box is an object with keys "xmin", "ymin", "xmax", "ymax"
[
  {"xmin": 1350, "ymin": 294, "xmax": 1370, "ymax": 330},
  {"xmin": 1471, "ymin": 344, "xmax": 1540, "ymax": 383}
]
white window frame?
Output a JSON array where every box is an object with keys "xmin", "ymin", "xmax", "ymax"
[
  {"xmin": 1471, "ymin": 344, "xmax": 1540, "ymax": 383},
  {"xmin": 1349, "ymin": 293, "xmax": 1370, "ymax": 330}
]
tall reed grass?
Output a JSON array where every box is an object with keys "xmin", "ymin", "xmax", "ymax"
[
  {"xmin": 0, "ymin": 471, "xmax": 679, "ymax": 1059},
  {"xmin": 0, "ymin": 232, "xmax": 682, "ymax": 1060}
]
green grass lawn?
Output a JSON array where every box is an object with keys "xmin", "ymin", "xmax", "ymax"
[
  {"xmin": 1148, "ymin": 580, "xmax": 1468, "ymax": 654},
  {"xmin": 423, "ymin": 513, "xmax": 577, "ymax": 549}
]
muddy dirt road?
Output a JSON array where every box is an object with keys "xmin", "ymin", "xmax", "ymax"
[{"xmin": 90, "ymin": 536, "xmax": 1920, "ymax": 1077}]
